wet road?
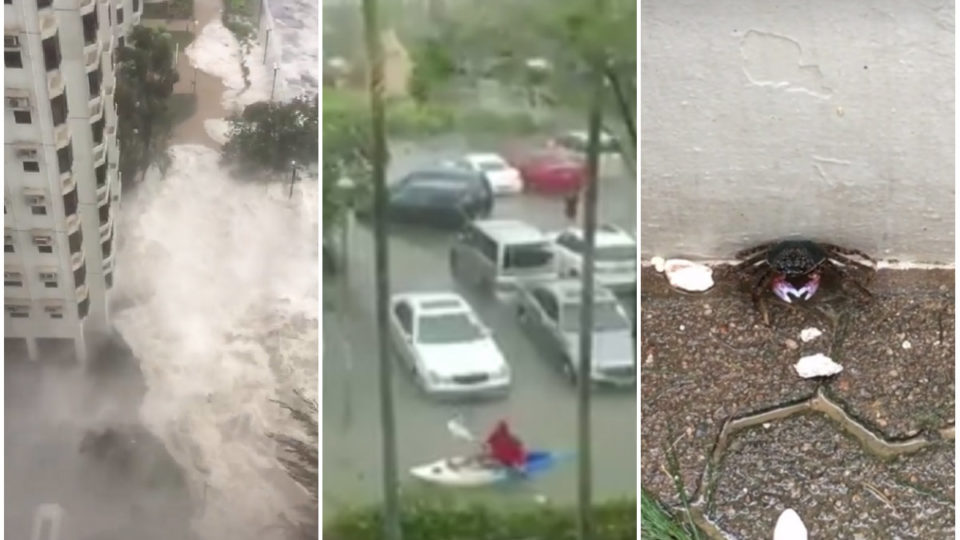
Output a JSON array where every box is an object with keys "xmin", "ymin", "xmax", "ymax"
[{"xmin": 322, "ymin": 140, "xmax": 637, "ymax": 515}]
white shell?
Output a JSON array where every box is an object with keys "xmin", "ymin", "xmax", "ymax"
[
  {"xmin": 663, "ymin": 259, "xmax": 714, "ymax": 292},
  {"xmin": 773, "ymin": 508, "xmax": 808, "ymax": 540},
  {"xmin": 794, "ymin": 353, "xmax": 843, "ymax": 378},
  {"xmin": 799, "ymin": 327, "xmax": 823, "ymax": 342},
  {"xmin": 651, "ymin": 256, "xmax": 666, "ymax": 273}
]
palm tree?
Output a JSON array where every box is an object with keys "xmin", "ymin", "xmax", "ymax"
[{"xmin": 360, "ymin": 0, "xmax": 401, "ymax": 538}]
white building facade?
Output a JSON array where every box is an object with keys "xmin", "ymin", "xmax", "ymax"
[{"xmin": 4, "ymin": 0, "xmax": 141, "ymax": 363}]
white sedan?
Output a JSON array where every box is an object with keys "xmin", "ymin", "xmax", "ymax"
[
  {"xmin": 453, "ymin": 153, "xmax": 524, "ymax": 195},
  {"xmin": 389, "ymin": 292, "xmax": 511, "ymax": 397},
  {"xmin": 552, "ymin": 224, "xmax": 637, "ymax": 292}
]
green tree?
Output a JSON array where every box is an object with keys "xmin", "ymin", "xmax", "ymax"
[
  {"xmin": 408, "ymin": 38, "xmax": 456, "ymax": 105},
  {"xmin": 115, "ymin": 26, "xmax": 180, "ymax": 185},
  {"xmin": 222, "ymin": 96, "xmax": 319, "ymax": 172},
  {"xmin": 321, "ymin": 92, "xmax": 373, "ymax": 237}
]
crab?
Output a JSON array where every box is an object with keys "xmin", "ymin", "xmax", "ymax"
[{"xmin": 734, "ymin": 239, "xmax": 876, "ymax": 324}]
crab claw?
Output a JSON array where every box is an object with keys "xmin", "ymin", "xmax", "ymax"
[{"xmin": 772, "ymin": 274, "xmax": 821, "ymax": 303}]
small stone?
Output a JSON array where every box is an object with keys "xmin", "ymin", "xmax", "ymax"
[
  {"xmin": 878, "ymin": 418, "xmax": 888, "ymax": 427},
  {"xmin": 704, "ymin": 307, "xmax": 713, "ymax": 316},
  {"xmin": 885, "ymin": 348, "xmax": 894, "ymax": 356},
  {"xmin": 645, "ymin": 353, "xmax": 654, "ymax": 365},
  {"xmin": 889, "ymin": 370, "xmax": 898, "ymax": 378},
  {"xmin": 763, "ymin": 422, "xmax": 772, "ymax": 429},
  {"xmin": 794, "ymin": 353, "xmax": 843, "ymax": 378},
  {"xmin": 902, "ymin": 340, "xmax": 912, "ymax": 350},
  {"xmin": 784, "ymin": 339, "xmax": 799, "ymax": 350},
  {"xmin": 679, "ymin": 324, "xmax": 686, "ymax": 331}
]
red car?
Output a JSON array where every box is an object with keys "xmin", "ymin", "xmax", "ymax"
[{"xmin": 509, "ymin": 149, "xmax": 586, "ymax": 195}]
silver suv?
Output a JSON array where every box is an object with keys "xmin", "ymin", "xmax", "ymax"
[{"xmin": 449, "ymin": 220, "xmax": 558, "ymax": 293}]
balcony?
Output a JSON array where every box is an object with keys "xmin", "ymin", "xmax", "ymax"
[
  {"xmin": 65, "ymin": 213, "xmax": 80, "ymax": 233},
  {"xmin": 97, "ymin": 182, "xmax": 109, "ymax": 205},
  {"xmin": 38, "ymin": 10, "xmax": 58, "ymax": 39},
  {"xmin": 53, "ymin": 123, "xmax": 70, "ymax": 149},
  {"xmin": 89, "ymin": 95, "xmax": 103, "ymax": 120},
  {"xmin": 60, "ymin": 171, "xmax": 76, "ymax": 195},
  {"xmin": 99, "ymin": 217, "xmax": 112, "ymax": 241},
  {"xmin": 79, "ymin": 0, "xmax": 95, "ymax": 14},
  {"xmin": 76, "ymin": 283, "xmax": 89, "ymax": 303},
  {"xmin": 93, "ymin": 142, "xmax": 106, "ymax": 166},
  {"xmin": 46, "ymin": 70, "xmax": 65, "ymax": 97},
  {"xmin": 84, "ymin": 41, "xmax": 101, "ymax": 70},
  {"xmin": 71, "ymin": 250, "xmax": 84, "ymax": 270}
]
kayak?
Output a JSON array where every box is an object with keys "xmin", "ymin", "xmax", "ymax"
[{"xmin": 409, "ymin": 450, "xmax": 560, "ymax": 487}]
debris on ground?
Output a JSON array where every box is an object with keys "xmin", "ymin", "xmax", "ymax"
[
  {"xmin": 662, "ymin": 259, "xmax": 714, "ymax": 292},
  {"xmin": 773, "ymin": 508, "xmax": 808, "ymax": 540},
  {"xmin": 794, "ymin": 353, "xmax": 843, "ymax": 378},
  {"xmin": 799, "ymin": 327, "xmax": 822, "ymax": 342}
]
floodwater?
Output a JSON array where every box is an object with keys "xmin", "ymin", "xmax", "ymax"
[{"xmin": 322, "ymin": 139, "xmax": 638, "ymax": 516}]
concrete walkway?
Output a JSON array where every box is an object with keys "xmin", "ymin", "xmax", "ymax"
[{"xmin": 640, "ymin": 267, "xmax": 954, "ymax": 537}]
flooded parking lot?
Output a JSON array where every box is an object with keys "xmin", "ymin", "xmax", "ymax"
[{"xmin": 322, "ymin": 140, "xmax": 636, "ymax": 515}]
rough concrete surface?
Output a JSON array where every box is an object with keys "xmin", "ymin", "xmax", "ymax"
[
  {"xmin": 639, "ymin": 267, "xmax": 954, "ymax": 538},
  {"xmin": 640, "ymin": 0, "xmax": 954, "ymax": 262}
]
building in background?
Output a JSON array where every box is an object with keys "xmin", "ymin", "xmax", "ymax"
[{"xmin": 4, "ymin": 0, "xmax": 142, "ymax": 363}]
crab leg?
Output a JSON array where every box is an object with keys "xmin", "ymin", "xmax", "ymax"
[
  {"xmin": 823, "ymin": 261, "xmax": 874, "ymax": 301},
  {"xmin": 751, "ymin": 269, "xmax": 777, "ymax": 326},
  {"xmin": 821, "ymin": 243, "xmax": 877, "ymax": 270}
]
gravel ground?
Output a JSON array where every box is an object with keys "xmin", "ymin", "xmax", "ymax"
[
  {"xmin": 640, "ymin": 266, "xmax": 955, "ymax": 537},
  {"xmin": 708, "ymin": 414, "xmax": 954, "ymax": 539}
]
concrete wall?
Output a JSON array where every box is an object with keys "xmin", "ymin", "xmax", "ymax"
[{"xmin": 640, "ymin": 0, "xmax": 954, "ymax": 263}]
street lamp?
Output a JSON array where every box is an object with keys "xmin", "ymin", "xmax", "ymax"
[
  {"xmin": 270, "ymin": 62, "xmax": 279, "ymax": 101},
  {"xmin": 288, "ymin": 160, "xmax": 298, "ymax": 199}
]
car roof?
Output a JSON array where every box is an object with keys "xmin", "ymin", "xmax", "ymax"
[
  {"xmin": 558, "ymin": 225, "xmax": 636, "ymax": 246},
  {"xmin": 464, "ymin": 153, "xmax": 504, "ymax": 162},
  {"xmin": 535, "ymin": 279, "xmax": 617, "ymax": 302},
  {"xmin": 405, "ymin": 169, "xmax": 483, "ymax": 181},
  {"xmin": 473, "ymin": 220, "xmax": 548, "ymax": 243},
  {"xmin": 393, "ymin": 292, "xmax": 470, "ymax": 314}
]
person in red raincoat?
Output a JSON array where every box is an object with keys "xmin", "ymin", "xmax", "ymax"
[{"xmin": 483, "ymin": 420, "xmax": 526, "ymax": 472}]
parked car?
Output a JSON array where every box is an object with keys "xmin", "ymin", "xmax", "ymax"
[
  {"xmin": 509, "ymin": 149, "xmax": 586, "ymax": 194},
  {"xmin": 450, "ymin": 153, "xmax": 524, "ymax": 195},
  {"xmin": 515, "ymin": 279, "xmax": 635, "ymax": 387},
  {"xmin": 450, "ymin": 219, "xmax": 558, "ymax": 293},
  {"xmin": 358, "ymin": 169, "xmax": 493, "ymax": 228},
  {"xmin": 552, "ymin": 129, "xmax": 621, "ymax": 154},
  {"xmin": 551, "ymin": 224, "xmax": 637, "ymax": 293},
  {"xmin": 389, "ymin": 292, "xmax": 511, "ymax": 397}
]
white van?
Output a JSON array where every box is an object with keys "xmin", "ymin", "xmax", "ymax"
[{"xmin": 449, "ymin": 220, "xmax": 558, "ymax": 293}]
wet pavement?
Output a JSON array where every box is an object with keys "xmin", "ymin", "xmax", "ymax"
[
  {"xmin": 4, "ymin": 336, "xmax": 196, "ymax": 540},
  {"xmin": 640, "ymin": 266, "xmax": 955, "ymax": 538},
  {"xmin": 321, "ymin": 139, "xmax": 636, "ymax": 517}
]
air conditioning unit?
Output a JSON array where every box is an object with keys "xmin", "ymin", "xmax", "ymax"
[
  {"xmin": 25, "ymin": 195, "xmax": 46, "ymax": 206},
  {"xmin": 16, "ymin": 148, "xmax": 38, "ymax": 159},
  {"xmin": 4, "ymin": 35, "xmax": 20, "ymax": 49},
  {"xmin": 6, "ymin": 97, "xmax": 29, "ymax": 109},
  {"xmin": 32, "ymin": 235, "xmax": 53, "ymax": 247},
  {"xmin": 43, "ymin": 305, "xmax": 63, "ymax": 314},
  {"xmin": 38, "ymin": 271, "xmax": 57, "ymax": 281},
  {"xmin": 4, "ymin": 271, "xmax": 22, "ymax": 280}
]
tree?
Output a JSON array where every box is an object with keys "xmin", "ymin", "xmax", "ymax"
[
  {"xmin": 222, "ymin": 95, "xmax": 320, "ymax": 172},
  {"xmin": 408, "ymin": 38, "xmax": 456, "ymax": 105},
  {"xmin": 321, "ymin": 92, "xmax": 373, "ymax": 236},
  {"xmin": 115, "ymin": 26, "xmax": 180, "ymax": 185}
]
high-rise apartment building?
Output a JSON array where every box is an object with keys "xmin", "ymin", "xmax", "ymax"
[{"xmin": 4, "ymin": 0, "xmax": 141, "ymax": 363}]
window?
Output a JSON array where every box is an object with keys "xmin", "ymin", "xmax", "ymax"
[
  {"xmin": 116, "ymin": 7, "xmax": 124, "ymax": 23},
  {"xmin": 50, "ymin": 93, "xmax": 68, "ymax": 126},
  {"xmin": 557, "ymin": 233, "xmax": 585, "ymax": 254},
  {"xmin": 74, "ymin": 264, "xmax": 86, "ymax": 288},
  {"xmin": 4, "ymin": 0, "xmax": 12, "ymax": 5},
  {"xmin": 105, "ymin": 272, "xmax": 113, "ymax": 288},
  {"xmin": 117, "ymin": 37, "xmax": 124, "ymax": 48},
  {"xmin": 532, "ymin": 289, "xmax": 559, "ymax": 321},
  {"xmin": 68, "ymin": 229, "xmax": 83, "ymax": 254},
  {"xmin": 5, "ymin": 50, "xmax": 22, "ymax": 68},
  {"xmin": 57, "ymin": 144, "xmax": 72, "ymax": 174},
  {"xmin": 39, "ymin": 271, "xmax": 58, "ymax": 288},
  {"xmin": 37, "ymin": 0, "xmax": 52, "ymax": 7},
  {"xmin": 101, "ymin": 238, "xmax": 112, "ymax": 258},
  {"xmin": 504, "ymin": 242, "xmax": 554, "ymax": 270},
  {"xmin": 5, "ymin": 304, "xmax": 29, "ymax": 318},
  {"xmin": 99, "ymin": 202, "xmax": 110, "ymax": 225},
  {"xmin": 63, "ymin": 189, "xmax": 78, "ymax": 217},
  {"xmin": 23, "ymin": 161, "xmax": 40, "ymax": 172},
  {"xmin": 132, "ymin": 0, "xmax": 139, "ymax": 11},
  {"xmin": 45, "ymin": 305, "xmax": 64, "ymax": 319},
  {"xmin": 41, "ymin": 34, "xmax": 61, "ymax": 72},
  {"xmin": 82, "ymin": 12, "xmax": 98, "ymax": 45},
  {"xmin": 31, "ymin": 205, "xmax": 47, "ymax": 216},
  {"xmin": 95, "ymin": 163, "xmax": 107, "ymax": 187},
  {"xmin": 78, "ymin": 297, "xmax": 89, "ymax": 318},
  {"xmin": 92, "ymin": 117, "xmax": 105, "ymax": 145},
  {"xmin": 38, "ymin": 245, "xmax": 53, "ymax": 254},
  {"xmin": 13, "ymin": 110, "xmax": 31, "ymax": 124},
  {"xmin": 394, "ymin": 302, "xmax": 413, "ymax": 334},
  {"xmin": 4, "ymin": 271, "xmax": 23, "ymax": 287},
  {"xmin": 88, "ymin": 68, "xmax": 102, "ymax": 96},
  {"xmin": 4, "ymin": 234, "xmax": 14, "ymax": 253}
]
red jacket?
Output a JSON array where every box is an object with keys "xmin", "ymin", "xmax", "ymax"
[{"xmin": 486, "ymin": 421, "xmax": 526, "ymax": 468}]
